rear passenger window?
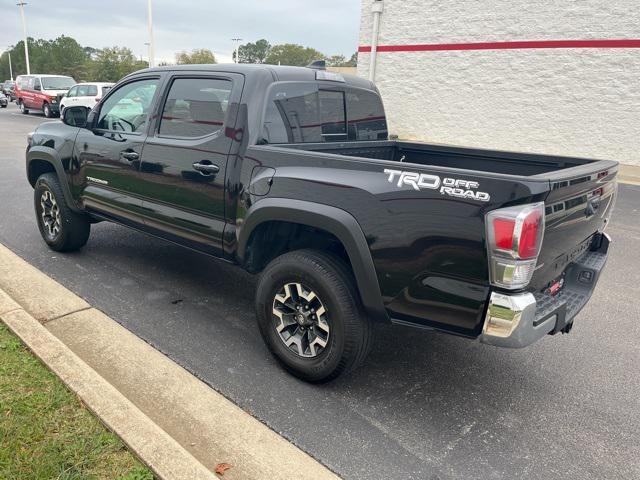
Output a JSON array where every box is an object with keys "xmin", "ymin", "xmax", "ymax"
[
  {"xmin": 86, "ymin": 85, "xmax": 98, "ymax": 96},
  {"xmin": 159, "ymin": 78, "xmax": 232, "ymax": 138},
  {"xmin": 262, "ymin": 82, "xmax": 387, "ymax": 144}
]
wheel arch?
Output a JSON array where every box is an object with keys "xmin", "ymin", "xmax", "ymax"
[
  {"xmin": 26, "ymin": 150, "xmax": 82, "ymax": 212},
  {"xmin": 238, "ymin": 198, "xmax": 389, "ymax": 323}
]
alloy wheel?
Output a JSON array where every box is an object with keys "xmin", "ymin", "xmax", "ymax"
[
  {"xmin": 272, "ymin": 282, "xmax": 330, "ymax": 358},
  {"xmin": 40, "ymin": 190, "xmax": 61, "ymax": 239}
]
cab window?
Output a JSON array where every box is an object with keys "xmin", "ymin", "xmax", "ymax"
[
  {"xmin": 262, "ymin": 82, "xmax": 387, "ymax": 144},
  {"xmin": 96, "ymin": 78, "xmax": 159, "ymax": 134},
  {"xmin": 66, "ymin": 86, "xmax": 78, "ymax": 98},
  {"xmin": 159, "ymin": 78, "xmax": 232, "ymax": 138}
]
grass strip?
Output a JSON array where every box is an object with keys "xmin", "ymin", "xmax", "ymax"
[{"xmin": 0, "ymin": 322, "xmax": 154, "ymax": 479}]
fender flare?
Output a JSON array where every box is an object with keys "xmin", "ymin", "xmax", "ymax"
[
  {"xmin": 238, "ymin": 198, "xmax": 389, "ymax": 323},
  {"xmin": 26, "ymin": 147, "xmax": 82, "ymax": 212}
]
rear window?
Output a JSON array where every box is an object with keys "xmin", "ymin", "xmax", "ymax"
[
  {"xmin": 17, "ymin": 76, "xmax": 32, "ymax": 89},
  {"xmin": 262, "ymin": 82, "xmax": 387, "ymax": 144}
]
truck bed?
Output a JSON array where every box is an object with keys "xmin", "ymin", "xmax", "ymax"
[{"xmin": 282, "ymin": 140, "xmax": 602, "ymax": 177}]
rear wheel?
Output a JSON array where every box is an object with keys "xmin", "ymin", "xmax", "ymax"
[
  {"xmin": 19, "ymin": 100, "xmax": 29, "ymax": 114},
  {"xmin": 34, "ymin": 173, "xmax": 90, "ymax": 252},
  {"xmin": 256, "ymin": 249, "xmax": 373, "ymax": 383}
]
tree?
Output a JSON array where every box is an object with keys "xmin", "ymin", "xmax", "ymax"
[
  {"xmin": 264, "ymin": 44, "xmax": 325, "ymax": 67},
  {"xmin": 326, "ymin": 55, "xmax": 346, "ymax": 67},
  {"xmin": 235, "ymin": 39, "xmax": 271, "ymax": 64},
  {"xmin": 88, "ymin": 47, "xmax": 147, "ymax": 82},
  {"xmin": 175, "ymin": 49, "xmax": 217, "ymax": 65},
  {"xmin": 325, "ymin": 52, "xmax": 357, "ymax": 68}
]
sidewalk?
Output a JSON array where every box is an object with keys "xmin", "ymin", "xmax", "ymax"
[
  {"xmin": 619, "ymin": 164, "xmax": 640, "ymax": 185},
  {"xmin": 0, "ymin": 243, "xmax": 339, "ymax": 480}
]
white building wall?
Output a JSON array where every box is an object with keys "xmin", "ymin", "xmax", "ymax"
[{"xmin": 358, "ymin": 0, "xmax": 640, "ymax": 165}]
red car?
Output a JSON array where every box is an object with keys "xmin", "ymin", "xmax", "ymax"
[{"xmin": 15, "ymin": 74, "xmax": 76, "ymax": 117}]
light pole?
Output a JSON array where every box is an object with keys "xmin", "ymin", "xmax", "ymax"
[
  {"xmin": 147, "ymin": 0, "xmax": 155, "ymax": 68},
  {"xmin": 17, "ymin": 2, "xmax": 30, "ymax": 74},
  {"xmin": 231, "ymin": 38, "xmax": 242, "ymax": 63},
  {"xmin": 1, "ymin": 48, "xmax": 13, "ymax": 80},
  {"xmin": 144, "ymin": 42, "xmax": 151, "ymax": 67}
]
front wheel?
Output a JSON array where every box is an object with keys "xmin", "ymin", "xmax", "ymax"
[
  {"xmin": 255, "ymin": 249, "xmax": 373, "ymax": 383},
  {"xmin": 34, "ymin": 173, "xmax": 90, "ymax": 252},
  {"xmin": 19, "ymin": 100, "xmax": 29, "ymax": 114},
  {"xmin": 43, "ymin": 103, "xmax": 53, "ymax": 118}
]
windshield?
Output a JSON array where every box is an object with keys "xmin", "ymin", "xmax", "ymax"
[{"xmin": 41, "ymin": 76, "xmax": 76, "ymax": 90}]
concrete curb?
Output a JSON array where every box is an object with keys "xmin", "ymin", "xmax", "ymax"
[
  {"xmin": 0, "ymin": 291, "xmax": 217, "ymax": 480},
  {"xmin": 0, "ymin": 243, "xmax": 339, "ymax": 480},
  {"xmin": 619, "ymin": 164, "xmax": 640, "ymax": 186}
]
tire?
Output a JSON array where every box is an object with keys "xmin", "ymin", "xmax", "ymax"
[
  {"xmin": 19, "ymin": 100, "xmax": 29, "ymax": 114},
  {"xmin": 43, "ymin": 103, "xmax": 52, "ymax": 118},
  {"xmin": 34, "ymin": 173, "xmax": 90, "ymax": 252},
  {"xmin": 256, "ymin": 249, "xmax": 373, "ymax": 383}
]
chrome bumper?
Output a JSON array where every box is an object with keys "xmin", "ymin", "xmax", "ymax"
[
  {"xmin": 480, "ymin": 233, "xmax": 611, "ymax": 348},
  {"xmin": 479, "ymin": 292, "xmax": 555, "ymax": 348}
]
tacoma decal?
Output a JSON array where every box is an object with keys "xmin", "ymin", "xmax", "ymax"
[
  {"xmin": 383, "ymin": 169, "xmax": 491, "ymax": 202},
  {"xmin": 86, "ymin": 176, "xmax": 109, "ymax": 185}
]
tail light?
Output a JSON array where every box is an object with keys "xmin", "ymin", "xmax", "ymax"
[{"xmin": 486, "ymin": 202, "xmax": 545, "ymax": 289}]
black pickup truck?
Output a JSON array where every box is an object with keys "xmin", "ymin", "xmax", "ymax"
[{"xmin": 26, "ymin": 64, "xmax": 617, "ymax": 382}]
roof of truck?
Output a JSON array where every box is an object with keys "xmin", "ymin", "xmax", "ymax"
[{"xmin": 137, "ymin": 63, "xmax": 375, "ymax": 90}]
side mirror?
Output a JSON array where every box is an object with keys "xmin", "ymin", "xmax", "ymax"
[
  {"xmin": 62, "ymin": 106, "xmax": 89, "ymax": 128},
  {"xmin": 33, "ymin": 84, "xmax": 41, "ymax": 91}
]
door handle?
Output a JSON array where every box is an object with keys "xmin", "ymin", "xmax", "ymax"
[
  {"xmin": 120, "ymin": 151, "xmax": 139, "ymax": 161},
  {"xmin": 192, "ymin": 161, "xmax": 220, "ymax": 175}
]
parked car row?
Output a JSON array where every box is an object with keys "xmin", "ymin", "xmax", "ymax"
[
  {"xmin": 1, "ymin": 80, "xmax": 15, "ymax": 101},
  {"xmin": 6, "ymin": 74, "xmax": 114, "ymax": 118}
]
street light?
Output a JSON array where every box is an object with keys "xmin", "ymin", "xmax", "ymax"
[
  {"xmin": 144, "ymin": 42, "xmax": 151, "ymax": 67},
  {"xmin": 1, "ymin": 48, "xmax": 13, "ymax": 81},
  {"xmin": 16, "ymin": 2, "xmax": 30, "ymax": 74},
  {"xmin": 147, "ymin": 0, "xmax": 155, "ymax": 68},
  {"xmin": 231, "ymin": 38, "xmax": 242, "ymax": 63}
]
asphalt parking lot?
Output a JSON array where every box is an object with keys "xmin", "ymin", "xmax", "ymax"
[{"xmin": 1, "ymin": 103, "xmax": 638, "ymax": 480}]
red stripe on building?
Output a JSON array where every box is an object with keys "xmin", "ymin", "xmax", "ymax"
[{"xmin": 358, "ymin": 39, "xmax": 640, "ymax": 53}]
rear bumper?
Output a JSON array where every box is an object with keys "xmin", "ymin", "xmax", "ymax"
[{"xmin": 480, "ymin": 232, "xmax": 610, "ymax": 348}]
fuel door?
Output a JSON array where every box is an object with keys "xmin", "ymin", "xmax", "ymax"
[{"xmin": 248, "ymin": 166, "xmax": 276, "ymax": 196}]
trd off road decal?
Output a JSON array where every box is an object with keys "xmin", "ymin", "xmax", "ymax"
[{"xmin": 383, "ymin": 169, "xmax": 491, "ymax": 202}]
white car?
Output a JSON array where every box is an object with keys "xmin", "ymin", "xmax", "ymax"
[{"xmin": 59, "ymin": 82, "xmax": 114, "ymax": 115}]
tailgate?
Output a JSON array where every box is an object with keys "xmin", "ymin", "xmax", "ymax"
[{"xmin": 529, "ymin": 160, "xmax": 618, "ymax": 291}]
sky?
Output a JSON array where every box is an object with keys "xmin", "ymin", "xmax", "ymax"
[{"xmin": 1, "ymin": 0, "xmax": 362, "ymax": 63}]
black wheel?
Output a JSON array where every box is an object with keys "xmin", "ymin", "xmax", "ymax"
[
  {"xmin": 43, "ymin": 103, "xmax": 52, "ymax": 118},
  {"xmin": 256, "ymin": 249, "xmax": 373, "ymax": 383},
  {"xmin": 19, "ymin": 100, "xmax": 29, "ymax": 114},
  {"xmin": 34, "ymin": 173, "xmax": 90, "ymax": 252}
]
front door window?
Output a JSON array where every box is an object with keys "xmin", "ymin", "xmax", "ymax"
[{"xmin": 96, "ymin": 79, "xmax": 159, "ymax": 134}]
